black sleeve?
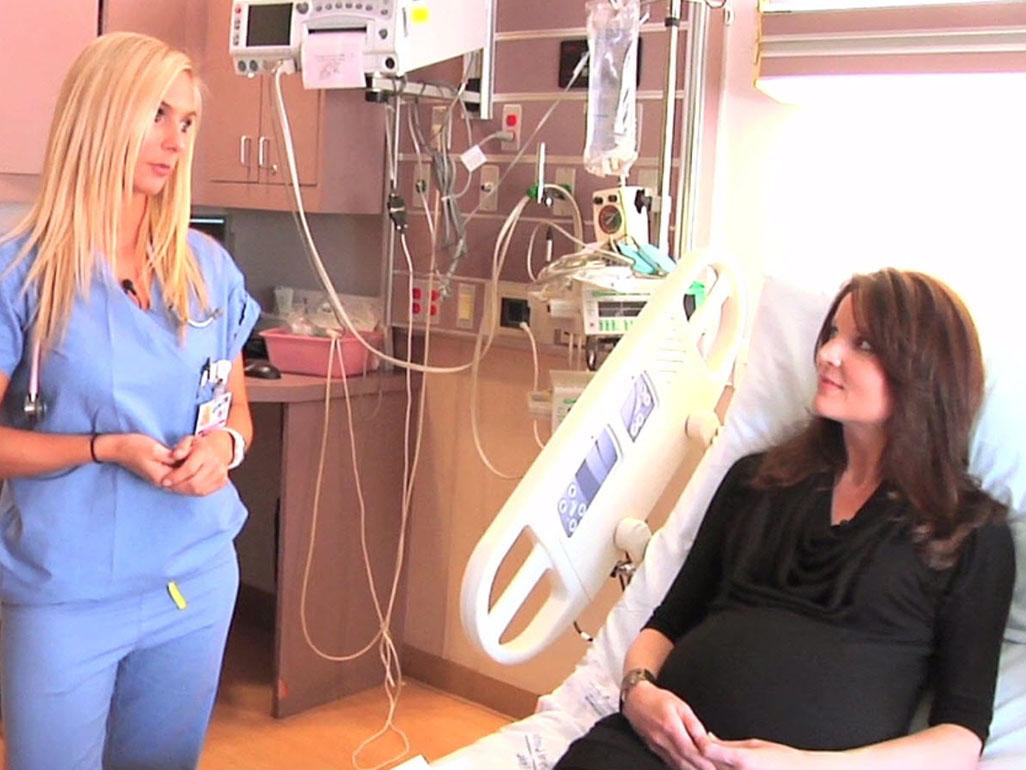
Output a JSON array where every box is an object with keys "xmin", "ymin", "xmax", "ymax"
[
  {"xmin": 928, "ymin": 521, "xmax": 1016, "ymax": 744},
  {"xmin": 642, "ymin": 454, "xmax": 761, "ymax": 642}
]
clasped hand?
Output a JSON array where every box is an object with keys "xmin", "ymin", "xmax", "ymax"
[
  {"xmin": 623, "ymin": 684, "xmax": 809, "ymax": 770},
  {"xmin": 113, "ymin": 432, "xmax": 230, "ymax": 496}
]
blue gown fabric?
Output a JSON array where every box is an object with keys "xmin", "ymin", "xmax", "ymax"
[{"xmin": 0, "ymin": 229, "xmax": 260, "ymax": 605}]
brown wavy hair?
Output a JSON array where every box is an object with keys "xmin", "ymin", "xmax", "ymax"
[{"xmin": 754, "ymin": 268, "xmax": 1004, "ymax": 569}]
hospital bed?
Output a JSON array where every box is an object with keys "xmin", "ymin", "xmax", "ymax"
[{"xmin": 424, "ymin": 272, "xmax": 1026, "ymax": 770}]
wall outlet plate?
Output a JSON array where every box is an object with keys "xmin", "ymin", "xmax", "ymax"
[
  {"xmin": 479, "ymin": 164, "xmax": 499, "ymax": 212},
  {"xmin": 501, "ymin": 104, "xmax": 522, "ymax": 152}
]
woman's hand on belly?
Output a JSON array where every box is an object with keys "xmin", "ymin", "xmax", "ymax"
[
  {"xmin": 94, "ymin": 433, "xmax": 176, "ymax": 486},
  {"xmin": 158, "ymin": 433, "xmax": 231, "ymax": 497},
  {"xmin": 622, "ymin": 681, "xmax": 719, "ymax": 770}
]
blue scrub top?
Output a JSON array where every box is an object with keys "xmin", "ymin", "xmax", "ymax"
[{"xmin": 0, "ymin": 230, "xmax": 260, "ymax": 605}]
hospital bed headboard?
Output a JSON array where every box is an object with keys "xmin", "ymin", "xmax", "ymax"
[{"xmin": 460, "ymin": 251, "xmax": 746, "ymax": 664}]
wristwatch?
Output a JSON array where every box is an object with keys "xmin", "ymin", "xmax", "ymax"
[
  {"xmin": 221, "ymin": 427, "xmax": 246, "ymax": 470},
  {"xmin": 619, "ymin": 667, "xmax": 656, "ymax": 712}
]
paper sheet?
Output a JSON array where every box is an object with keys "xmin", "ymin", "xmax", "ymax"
[{"xmin": 301, "ymin": 31, "xmax": 365, "ymax": 90}]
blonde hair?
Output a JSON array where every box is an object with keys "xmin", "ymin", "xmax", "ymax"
[{"xmin": 2, "ymin": 32, "xmax": 207, "ymax": 348}]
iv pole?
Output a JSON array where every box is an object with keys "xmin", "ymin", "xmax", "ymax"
[
  {"xmin": 655, "ymin": 0, "xmax": 683, "ymax": 256},
  {"xmin": 654, "ymin": 0, "xmax": 716, "ymax": 260}
]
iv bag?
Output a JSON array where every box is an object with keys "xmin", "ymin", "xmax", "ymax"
[{"xmin": 583, "ymin": 0, "xmax": 640, "ymax": 178}]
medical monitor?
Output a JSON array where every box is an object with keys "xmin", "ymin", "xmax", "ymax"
[{"xmin": 229, "ymin": 0, "xmax": 493, "ymax": 82}]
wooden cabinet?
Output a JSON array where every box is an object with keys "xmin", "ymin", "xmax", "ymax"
[
  {"xmin": 235, "ymin": 372, "xmax": 412, "ymax": 717},
  {"xmin": 103, "ymin": 0, "xmax": 207, "ymax": 61},
  {"xmin": 104, "ymin": 0, "xmax": 386, "ymax": 214},
  {"xmin": 192, "ymin": 0, "xmax": 386, "ymax": 213},
  {"xmin": 0, "ymin": 0, "xmax": 96, "ymax": 200}
]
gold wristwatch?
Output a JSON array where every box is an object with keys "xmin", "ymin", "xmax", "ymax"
[{"xmin": 619, "ymin": 667, "xmax": 656, "ymax": 712}]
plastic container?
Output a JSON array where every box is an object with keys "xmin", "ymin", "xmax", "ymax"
[{"xmin": 260, "ymin": 328, "xmax": 383, "ymax": 378}]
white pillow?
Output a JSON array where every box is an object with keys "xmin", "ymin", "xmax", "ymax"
[{"xmin": 730, "ymin": 274, "xmax": 1025, "ymax": 641}]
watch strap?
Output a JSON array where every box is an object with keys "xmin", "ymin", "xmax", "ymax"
[{"xmin": 619, "ymin": 667, "xmax": 656, "ymax": 712}]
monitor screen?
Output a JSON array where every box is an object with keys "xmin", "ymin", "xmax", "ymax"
[{"xmin": 246, "ymin": 3, "xmax": 293, "ymax": 47}]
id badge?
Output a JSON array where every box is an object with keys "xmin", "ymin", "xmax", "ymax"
[{"xmin": 195, "ymin": 392, "xmax": 233, "ymax": 434}]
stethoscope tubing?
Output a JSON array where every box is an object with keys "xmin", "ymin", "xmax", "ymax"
[{"xmin": 23, "ymin": 304, "xmax": 223, "ymax": 422}]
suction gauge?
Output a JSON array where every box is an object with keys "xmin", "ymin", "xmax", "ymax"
[{"xmin": 597, "ymin": 204, "xmax": 622, "ymax": 235}]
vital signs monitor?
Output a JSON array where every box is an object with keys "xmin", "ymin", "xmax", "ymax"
[{"xmin": 229, "ymin": 0, "xmax": 492, "ymax": 80}]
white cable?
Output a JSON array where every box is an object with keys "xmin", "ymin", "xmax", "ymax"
[
  {"xmin": 272, "ymin": 65, "xmax": 492, "ymax": 376},
  {"xmin": 519, "ymin": 322, "xmax": 546, "ymax": 450},
  {"xmin": 351, "ymin": 221, "xmax": 435, "ymax": 770},
  {"xmin": 274, "ymin": 64, "xmax": 527, "ymax": 482},
  {"xmin": 524, "ymin": 222, "xmax": 547, "ymax": 282},
  {"xmin": 272, "ymin": 65, "xmax": 432, "ymax": 770},
  {"xmin": 298, "ymin": 340, "xmax": 385, "ymax": 662}
]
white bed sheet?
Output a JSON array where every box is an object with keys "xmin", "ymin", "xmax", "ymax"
[{"xmin": 431, "ymin": 274, "xmax": 1026, "ymax": 770}]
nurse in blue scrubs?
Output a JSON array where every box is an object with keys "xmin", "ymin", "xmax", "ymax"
[{"xmin": 0, "ymin": 32, "xmax": 259, "ymax": 769}]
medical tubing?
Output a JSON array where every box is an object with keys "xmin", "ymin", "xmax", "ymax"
[
  {"xmin": 276, "ymin": 58, "xmax": 524, "ymax": 480},
  {"xmin": 295, "ymin": 232, "xmax": 427, "ymax": 765},
  {"xmin": 408, "ymin": 94, "xmax": 470, "ymax": 281},
  {"xmin": 335, "ymin": 337, "xmax": 411, "ymax": 770},
  {"xmin": 293, "ymin": 334, "xmax": 412, "ymax": 769},
  {"xmin": 351, "ymin": 236, "xmax": 439, "ymax": 770},
  {"xmin": 270, "ymin": 62, "xmax": 477, "ymax": 767},
  {"xmin": 466, "ymin": 188, "xmax": 576, "ymax": 477},
  {"xmin": 271, "ymin": 65, "xmax": 492, "ymax": 376},
  {"xmin": 298, "ymin": 339, "xmax": 383, "ymax": 662},
  {"xmin": 467, "ymin": 194, "xmax": 537, "ymax": 478},
  {"xmin": 525, "ymin": 221, "xmax": 547, "ymax": 282},
  {"xmin": 519, "ymin": 322, "xmax": 547, "ymax": 451},
  {"xmin": 456, "ymin": 50, "xmax": 589, "ymax": 230}
]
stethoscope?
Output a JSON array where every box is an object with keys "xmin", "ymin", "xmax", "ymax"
[
  {"xmin": 23, "ymin": 340, "xmax": 46, "ymax": 423},
  {"xmin": 22, "ymin": 281, "xmax": 224, "ymax": 424},
  {"xmin": 121, "ymin": 279, "xmax": 224, "ymax": 329}
]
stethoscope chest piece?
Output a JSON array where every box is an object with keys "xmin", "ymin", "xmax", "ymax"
[
  {"xmin": 23, "ymin": 339, "xmax": 47, "ymax": 425},
  {"xmin": 23, "ymin": 392, "xmax": 46, "ymax": 423}
]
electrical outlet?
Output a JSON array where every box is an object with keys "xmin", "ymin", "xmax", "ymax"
[
  {"xmin": 409, "ymin": 278, "xmax": 440, "ymax": 324},
  {"xmin": 409, "ymin": 279, "xmax": 427, "ymax": 322},
  {"xmin": 553, "ymin": 167, "xmax": 576, "ymax": 217},
  {"xmin": 501, "ymin": 104, "xmax": 521, "ymax": 152},
  {"xmin": 478, "ymin": 164, "xmax": 499, "ymax": 212}
]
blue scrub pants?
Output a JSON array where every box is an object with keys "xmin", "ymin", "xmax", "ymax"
[{"xmin": 1, "ymin": 555, "xmax": 239, "ymax": 770}]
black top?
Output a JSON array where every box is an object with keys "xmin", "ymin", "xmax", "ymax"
[{"xmin": 643, "ymin": 454, "xmax": 1015, "ymax": 750}]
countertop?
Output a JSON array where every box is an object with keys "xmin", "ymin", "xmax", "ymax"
[{"xmin": 243, "ymin": 367, "xmax": 414, "ymax": 404}]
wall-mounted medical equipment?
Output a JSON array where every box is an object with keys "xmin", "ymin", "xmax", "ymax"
[
  {"xmin": 592, "ymin": 185, "xmax": 650, "ymax": 248},
  {"xmin": 229, "ymin": 0, "xmax": 493, "ymax": 82},
  {"xmin": 527, "ymin": 185, "xmax": 678, "ymax": 349},
  {"xmin": 461, "ymin": 251, "xmax": 745, "ymax": 664}
]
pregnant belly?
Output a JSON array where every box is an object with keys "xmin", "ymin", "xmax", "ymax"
[{"xmin": 656, "ymin": 606, "xmax": 929, "ymax": 750}]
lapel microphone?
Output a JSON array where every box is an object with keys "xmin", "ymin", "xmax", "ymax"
[{"xmin": 121, "ymin": 279, "xmax": 141, "ymax": 306}]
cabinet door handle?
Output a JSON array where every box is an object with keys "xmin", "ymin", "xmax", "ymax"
[
  {"xmin": 240, "ymin": 136, "xmax": 252, "ymax": 168},
  {"xmin": 258, "ymin": 136, "xmax": 278, "ymax": 176}
]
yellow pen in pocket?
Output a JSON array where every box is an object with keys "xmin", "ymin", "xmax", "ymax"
[{"xmin": 167, "ymin": 581, "xmax": 188, "ymax": 610}]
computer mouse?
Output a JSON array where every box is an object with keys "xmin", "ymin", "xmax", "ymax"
[{"xmin": 244, "ymin": 360, "xmax": 282, "ymax": 379}]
